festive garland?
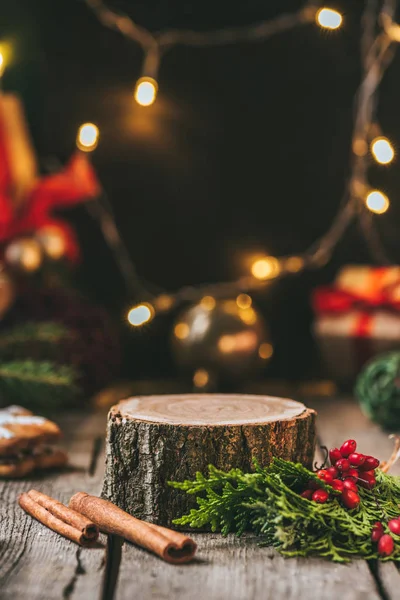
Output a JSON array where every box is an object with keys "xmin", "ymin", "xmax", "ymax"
[{"xmin": 170, "ymin": 439, "xmax": 400, "ymax": 562}]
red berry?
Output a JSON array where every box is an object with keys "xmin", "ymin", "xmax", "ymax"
[
  {"xmin": 340, "ymin": 440, "xmax": 357, "ymax": 457},
  {"xmin": 317, "ymin": 469, "xmax": 334, "ymax": 485},
  {"xmin": 359, "ymin": 456, "xmax": 380, "ymax": 471},
  {"xmin": 388, "ymin": 519, "xmax": 400, "ymax": 535},
  {"xmin": 332, "ymin": 479, "xmax": 344, "ymax": 492},
  {"xmin": 336, "ymin": 458, "xmax": 350, "ymax": 472},
  {"xmin": 308, "ymin": 479, "xmax": 321, "ymax": 490},
  {"xmin": 327, "ymin": 466, "xmax": 338, "ymax": 479},
  {"xmin": 341, "ymin": 489, "xmax": 360, "ymax": 510},
  {"xmin": 362, "ymin": 469, "xmax": 376, "ymax": 477},
  {"xmin": 378, "ymin": 534, "xmax": 394, "ymax": 557},
  {"xmin": 348, "ymin": 453, "xmax": 365, "ymax": 467},
  {"xmin": 312, "ymin": 489, "xmax": 329, "ymax": 504},
  {"xmin": 358, "ymin": 472, "xmax": 376, "ymax": 490},
  {"xmin": 371, "ymin": 522, "xmax": 384, "ymax": 542},
  {"xmin": 344, "ymin": 468, "xmax": 359, "ymax": 481},
  {"xmin": 343, "ymin": 479, "xmax": 358, "ymax": 493},
  {"xmin": 300, "ymin": 489, "xmax": 313, "ymax": 500},
  {"xmin": 329, "ymin": 448, "xmax": 342, "ymax": 465}
]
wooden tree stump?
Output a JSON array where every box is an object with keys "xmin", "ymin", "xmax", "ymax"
[{"xmin": 102, "ymin": 394, "xmax": 316, "ymax": 526}]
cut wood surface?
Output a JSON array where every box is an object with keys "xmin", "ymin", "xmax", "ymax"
[
  {"xmin": 102, "ymin": 394, "xmax": 316, "ymax": 525},
  {"xmin": 0, "ymin": 392, "xmax": 399, "ymax": 599}
]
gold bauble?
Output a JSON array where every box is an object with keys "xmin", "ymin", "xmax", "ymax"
[
  {"xmin": 36, "ymin": 225, "xmax": 67, "ymax": 261},
  {"xmin": 0, "ymin": 271, "xmax": 15, "ymax": 318},
  {"xmin": 4, "ymin": 238, "xmax": 43, "ymax": 272},
  {"xmin": 171, "ymin": 298, "xmax": 273, "ymax": 383}
]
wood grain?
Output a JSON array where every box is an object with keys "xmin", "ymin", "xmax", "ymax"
[{"xmin": 115, "ymin": 534, "xmax": 382, "ymax": 600}]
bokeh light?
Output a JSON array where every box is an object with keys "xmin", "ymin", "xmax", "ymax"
[
  {"xmin": 365, "ymin": 190, "xmax": 390, "ymax": 214},
  {"xmin": 236, "ymin": 294, "xmax": 252, "ymax": 309},
  {"xmin": 251, "ymin": 257, "xmax": 280, "ymax": 280},
  {"xmin": 200, "ymin": 296, "xmax": 216, "ymax": 310},
  {"xmin": 134, "ymin": 77, "xmax": 158, "ymax": 106},
  {"xmin": 316, "ymin": 8, "xmax": 343, "ymax": 30},
  {"xmin": 174, "ymin": 322, "xmax": 190, "ymax": 340},
  {"xmin": 127, "ymin": 303, "xmax": 154, "ymax": 326},
  {"xmin": 76, "ymin": 123, "xmax": 99, "ymax": 152},
  {"xmin": 193, "ymin": 369, "xmax": 209, "ymax": 388},
  {"xmin": 371, "ymin": 137, "xmax": 395, "ymax": 165}
]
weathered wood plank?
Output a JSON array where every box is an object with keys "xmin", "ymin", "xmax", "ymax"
[
  {"xmin": 2, "ymin": 396, "xmax": 400, "ymax": 600},
  {"xmin": 114, "ymin": 533, "xmax": 381, "ymax": 600},
  {"xmin": 0, "ymin": 410, "xmax": 108, "ymax": 600}
]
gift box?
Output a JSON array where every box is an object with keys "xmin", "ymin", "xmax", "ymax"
[{"xmin": 312, "ymin": 266, "xmax": 400, "ymax": 383}]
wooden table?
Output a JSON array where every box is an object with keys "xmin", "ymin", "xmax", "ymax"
[{"xmin": 1, "ymin": 395, "xmax": 400, "ymax": 600}]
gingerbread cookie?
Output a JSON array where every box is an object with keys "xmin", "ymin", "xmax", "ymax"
[{"xmin": 0, "ymin": 406, "xmax": 67, "ymax": 478}]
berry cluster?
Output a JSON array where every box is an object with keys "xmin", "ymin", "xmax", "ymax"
[
  {"xmin": 299, "ymin": 439, "xmax": 400, "ymax": 555},
  {"xmin": 300, "ymin": 439, "xmax": 379, "ymax": 510}
]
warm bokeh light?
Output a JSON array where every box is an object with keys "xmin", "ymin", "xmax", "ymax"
[
  {"xmin": 285, "ymin": 256, "xmax": 304, "ymax": 273},
  {"xmin": 316, "ymin": 8, "xmax": 343, "ymax": 30},
  {"xmin": 365, "ymin": 190, "xmax": 390, "ymax": 214},
  {"xmin": 193, "ymin": 369, "xmax": 209, "ymax": 388},
  {"xmin": 154, "ymin": 294, "xmax": 174, "ymax": 311},
  {"xmin": 127, "ymin": 303, "xmax": 154, "ymax": 326},
  {"xmin": 134, "ymin": 77, "xmax": 158, "ymax": 106},
  {"xmin": 238, "ymin": 307, "xmax": 258, "ymax": 325},
  {"xmin": 218, "ymin": 331, "xmax": 258, "ymax": 354},
  {"xmin": 352, "ymin": 138, "xmax": 368, "ymax": 157},
  {"xmin": 371, "ymin": 137, "xmax": 395, "ymax": 165},
  {"xmin": 174, "ymin": 322, "xmax": 190, "ymax": 340},
  {"xmin": 236, "ymin": 294, "xmax": 252, "ymax": 309},
  {"xmin": 0, "ymin": 52, "xmax": 4, "ymax": 76},
  {"xmin": 259, "ymin": 342, "xmax": 273, "ymax": 360},
  {"xmin": 5, "ymin": 239, "xmax": 42, "ymax": 272},
  {"xmin": 200, "ymin": 296, "xmax": 216, "ymax": 310},
  {"xmin": 37, "ymin": 225, "xmax": 67, "ymax": 260},
  {"xmin": 76, "ymin": 123, "xmax": 99, "ymax": 152},
  {"xmin": 251, "ymin": 256, "xmax": 280, "ymax": 280}
]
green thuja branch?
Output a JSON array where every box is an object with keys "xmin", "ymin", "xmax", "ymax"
[
  {"xmin": 170, "ymin": 459, "xmax": 400, "ymax": 562},
  {"xmin": 0, "ymin": 360, "xmax": 80, "ymax": 410}
]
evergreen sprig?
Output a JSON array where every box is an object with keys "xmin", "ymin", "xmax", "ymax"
[
  {"xmin": 0, "ymin": 360, "xmax": 80, "ymax": 410},
  {"xmin": 0, "ymin": 322, "xmax": 72, "ymax": 362},
  {"xmin": 170, "ymin": 458, "xmax": 400, "ymax": 562}
]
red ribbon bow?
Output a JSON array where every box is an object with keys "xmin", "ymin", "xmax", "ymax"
[
  {"xmin": 0, "ymin": 95, "xmax": 100, "ymax": 262},
  {"xmin": 312, "ymin": 285, "xmax": 400, "ymax": 315}
]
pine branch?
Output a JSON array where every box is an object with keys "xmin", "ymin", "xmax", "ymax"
[
  {"xmin": 170, "ymin": 459, "xmax": 400, "ymax": 562},
  {"xmin": 0, "ymin": 322, "xmax": 73, "ymax": 362},
  {"xmin": 0, "ymin": 360, "xmax": 80, "ymax": 410}
]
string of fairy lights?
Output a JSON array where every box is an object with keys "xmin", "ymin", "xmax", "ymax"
[{"xmin": 1, "ymin": 1, "xmax": 400, "ymax": 331}]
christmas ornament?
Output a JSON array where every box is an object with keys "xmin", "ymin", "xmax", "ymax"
[
  {"xmin": 171, "ymin": 298, "xmax": 271, "ymax": 384},
  {"xmin": 355, "ymin": 351, "xmax": 400, "ymax": 430},
  {"xmin": 0, "ymin": 270, "xmax": 14, "ymax": 318},
  {"xmin": 4, "ymin": 238, "xmax": 43, "ymax": 272},
  {"xmin": 171, "ymin": 438, "xmax": 400, "ymax": 562}
]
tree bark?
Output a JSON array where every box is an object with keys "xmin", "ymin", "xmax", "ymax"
[{"xmin": 102, "ymin": 394, "xmax": 316, "ymax": 526}]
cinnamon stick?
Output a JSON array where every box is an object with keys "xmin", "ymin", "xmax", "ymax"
[
  {"xmin": 19, "ymin": 490, "xmax": 99, "ymax": 547},
  {"xmin": 69, "ymin": 492, "xmax": 197, "ymax": 564},
  {"xmin": 27, "ymin": 490, "xmax": 99, "ymax": 539}
]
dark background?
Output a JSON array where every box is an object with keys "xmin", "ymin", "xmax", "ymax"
[{"xmin": 1, "ymin": 0, "xmax": 400, "ymax": 381}]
